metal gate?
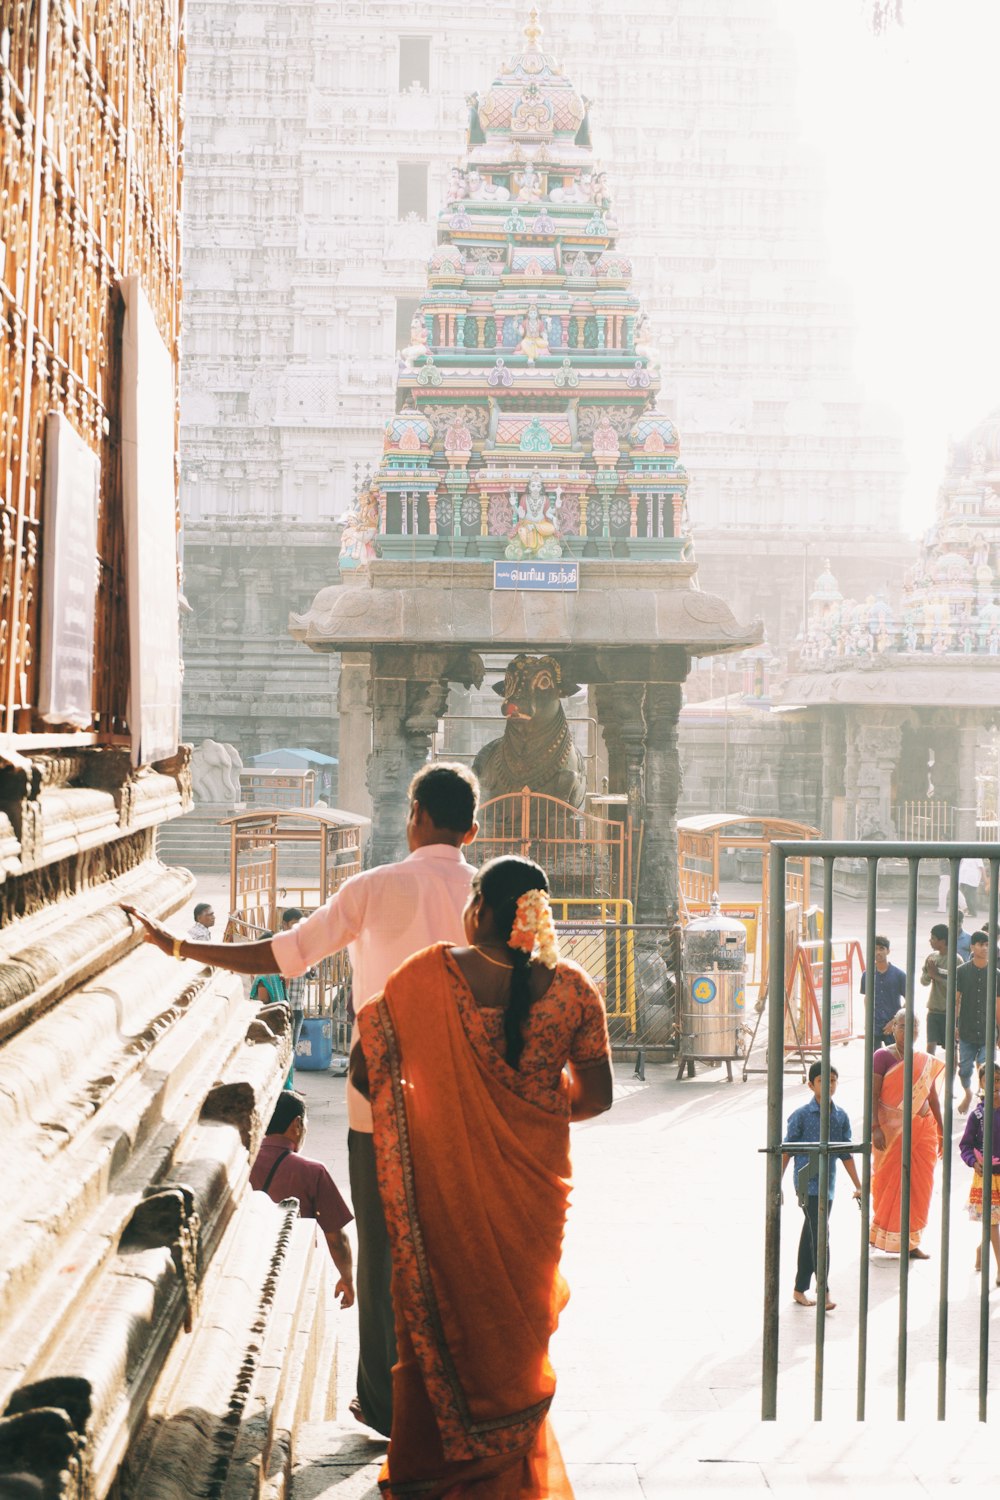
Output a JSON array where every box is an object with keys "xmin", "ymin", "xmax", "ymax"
[
  {"xmin": 762, "ymin": 840, "xmax": 1000, "ymax": 1422},
  {"xmin": 472, "ymin": 788, "xmax": 632, "ymax": 901}
]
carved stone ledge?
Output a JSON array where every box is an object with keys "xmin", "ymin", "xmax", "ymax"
[{"xmin": 0, "ymin": 745, "xmax": 194, "ymax": 883}]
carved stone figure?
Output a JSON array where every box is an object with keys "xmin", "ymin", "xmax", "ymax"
[
  {"xmin": 515, "ymin": 298, "xmax": 549, "ymax": 363},
  {"xmin": 190, "ymin": 738, "xmax": 244, "ymax": 806},
  {"xmin": 473, "ymin": 654, "xmax": 586, "ymax": 806}
]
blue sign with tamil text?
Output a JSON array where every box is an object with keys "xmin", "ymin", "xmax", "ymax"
[{"xmin": 493, "ymin": 561, "xmax": 579, "ymax": 592}]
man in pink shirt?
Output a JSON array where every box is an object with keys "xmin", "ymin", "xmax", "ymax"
[{"xmin": 124, "ymin": 761, "xmax": 480, "ymax": 1438}]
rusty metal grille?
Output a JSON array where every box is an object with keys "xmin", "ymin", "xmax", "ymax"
[
  {"xmin": 470, "ymin": 789, "xmax": 631, "ymax": 901},
  {"xmin": 0, "ymin": 0, "xmax": 183, "ymax": 737}
]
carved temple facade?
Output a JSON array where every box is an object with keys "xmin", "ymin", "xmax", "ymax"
[
  {"xmin": 680, "ymin": 410, "xmax": 1000, "ymax": 844},
  {"xmin": 291, "ymin": 15, "xmax": 760, "ymax": 915},
  {"xmin": 0, "ymin": 9, "xmax": 334, "ymax": 1493},
  {"xmin": 179, "ymin": 0, "xmax": 909, "ymax": 774}
]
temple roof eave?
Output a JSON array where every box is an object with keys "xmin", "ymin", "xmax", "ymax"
[
  {"xmin": 779, "ymin": 661, "xmax": 1000, "ymax": 708},
  {"xmin": 289, "ymin": 564, "xmax": 762, "ymax": 659}
]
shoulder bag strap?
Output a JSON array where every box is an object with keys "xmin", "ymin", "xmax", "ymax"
[{"xmin": 261, "ymin": 1147, "xmax": 292, "ymax": 1194}]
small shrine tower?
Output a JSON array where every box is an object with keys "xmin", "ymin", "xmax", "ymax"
[{"xmin": 293, "ymin": 11, "xmax": 760, "ymax": 914}]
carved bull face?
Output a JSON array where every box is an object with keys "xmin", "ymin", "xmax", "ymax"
[{"xmin": 493, "ymin": 654, "xmax": 570, "ymax": 723}]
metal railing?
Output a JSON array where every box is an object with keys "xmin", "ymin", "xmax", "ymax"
[{"xmin": 762, "ymin": 842, "xmax": 1000, "ymax": 1423}]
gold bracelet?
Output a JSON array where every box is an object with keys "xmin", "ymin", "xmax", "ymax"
[{"xmin": 172, "ymin": 936, "xmax": 183, "ymax": 961}]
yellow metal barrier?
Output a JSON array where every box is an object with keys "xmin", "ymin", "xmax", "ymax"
[{"xmin": 551, "ymin": 899, "xmax": 638, "ymax": 1034}]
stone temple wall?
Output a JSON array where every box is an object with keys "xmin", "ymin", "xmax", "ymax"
[{"xmin": 0, "ymin": 5, "xmax": 338, "ymax": 1491}]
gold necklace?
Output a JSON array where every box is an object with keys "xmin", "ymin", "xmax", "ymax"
[{"xmin": 473, "ymin": 945, "xmax": 514, "ymax": 970}]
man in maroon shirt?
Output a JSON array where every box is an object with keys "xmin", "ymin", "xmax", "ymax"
[{"xmin": 250, "ymin": 1091, "xmax": 355, "ymax": 1307}]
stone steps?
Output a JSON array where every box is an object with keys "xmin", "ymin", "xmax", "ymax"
[{"xmin": 0, "ymin": 838, "xmax": 336, "ymax": 1498}]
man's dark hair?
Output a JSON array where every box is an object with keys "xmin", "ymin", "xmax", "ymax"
[
  {"xmin": 971, "ymin": 931, "xmax": 989, "ymax": 946},
  {"xmin": 808, "ymin": 1061, "xmax": 838, "ymax": 1085},
  {"xmin": 266, "ymin": 1090, "xmax": 306, "ymax": 1135},
  {"xmin": 193, "ymin": 901, "xmax": 213, "ymax": 921},
  {"xmin": 281, "ymin": 907, "xmax": 304, "ymax": 925},
  {"xmin": 875, "ymin": 935, "xmax": 890, "ymax": 950},
  {"xmin": 930, "ymin": 923, "xmax": 949, "ymax": 942},
  {"xmin": 409, "ymin": 761, "xmax": 479, "ymax": 833}
]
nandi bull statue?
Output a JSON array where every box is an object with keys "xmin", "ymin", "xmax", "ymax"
[{"xmin": 473, "ymin": 654, "xmax": 587, "ymax": 807}]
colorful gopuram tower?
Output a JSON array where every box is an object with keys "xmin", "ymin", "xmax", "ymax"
[
  {"xmin": 293, "ymin": 13, "xmax": 760, "ymax": 912},
  {"xmin": 339, "ymin": 8, "xmax": 688, "ymax": 569}
]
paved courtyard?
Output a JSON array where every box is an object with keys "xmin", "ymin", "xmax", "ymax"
[{"xmin": 177, "ymin": 872, "xmax": 1000, "ymax": 1492}]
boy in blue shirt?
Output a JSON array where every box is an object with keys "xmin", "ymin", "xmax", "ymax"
[
  {"xmin": 859, "ymin": 935, "xmax": 908, "ymax": 1047},
  {"xmin": 782, "ymin": 1062, "xmax": 861, "ymax": 1308}
]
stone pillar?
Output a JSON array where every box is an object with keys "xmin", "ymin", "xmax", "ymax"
[
  {"xmin": 642, "ymin": 683, "xmax": 683, "ymax": 922},
  {"xmin": 954, "ymin": 718, "xmax": 981, "ymax": 841},
  {"xmin": 365, "ymin": 648, "xmax": 482, "ymax": 866},
  {"xmin": 820, "ymin": 711, "xmax": 846, "ymax": 837},
  {"xmin": 849, "ymin": 710, "xmax": 902, "ymax": 840},
  {"xmin": 336, "ymin": 653, "xmax": 373, "ymax": 819},
  {"xmin": 594, "ymin": 682, "xmax": 645, "ymax": 825}
]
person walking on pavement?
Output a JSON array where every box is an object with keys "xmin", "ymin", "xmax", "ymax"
[
  {"xmin": 781, "ymin": 1063, "xmax": 862, "ymax": 1310},
  {"xmin": 351, "ymin": 856, "xmax": 612, "ymax": 1497},
  {"xmin": 921, "ymin": 923, "xmax": 952, "ymax": 1058},
  {"xmin": 960, "ymin": 856, "xmax": 985, "ymax": 919},
  {"xmin": 251, "ymin": 1090, "xmax": 355, "ymax": 1308},
  {"xmin": 869, "ymin": 1010, "xmax": 944, "ymax": 1258},
  {"xmin": 860, "ymin": 936, "xmax": 907, "ymax": 1047},
  {"xmin": 122, "ymin": 761, "xmax": 480, "ymax": 1440},
  {"xmin": 959, "ymin": 1061, "xmax": 1000, "ymax": 1282},
  {"xmin": 956, "ymin": 931, "xmax": 997, "ymax": 1116}
]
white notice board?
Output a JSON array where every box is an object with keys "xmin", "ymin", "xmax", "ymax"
[
  {"xmin": 121, "ymin": 276, "xmax": 181, "ymax": 766},
  {"xmin": 37, "ymin": 413, "xmax": 100, "ymax": 727}
]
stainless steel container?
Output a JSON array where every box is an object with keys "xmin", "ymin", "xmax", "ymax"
[{"xmin": 681, "ymin": 894, "xmax": 747, "ymax": 1059}]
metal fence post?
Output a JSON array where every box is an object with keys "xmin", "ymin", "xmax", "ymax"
[{"xmin": 762, "ymin": 845, "xmax": 787, "ymax": 1420}]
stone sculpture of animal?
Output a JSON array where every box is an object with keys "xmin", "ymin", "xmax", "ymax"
[{"xmin": 473, "ymin": 654, "xmax": 586, "ymax": 807}]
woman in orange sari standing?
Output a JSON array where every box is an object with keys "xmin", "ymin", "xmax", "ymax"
[
  {"xmin": 870, "ymin": 1009, "xmax": 945, "ymax": 1257},
  {"xmin": 351, "ymin": 855, "xmax": 613, "ymax": 1499}
]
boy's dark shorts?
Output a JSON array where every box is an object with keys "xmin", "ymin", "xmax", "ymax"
[{"xmin": 926, "ymin": 1010, "xmax": 948, "ymax": 1050}]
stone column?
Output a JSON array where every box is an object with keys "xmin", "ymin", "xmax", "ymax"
[
  {"xmin": 642, "ymin": 683, "xmax": 683, "ymax": 922},
  {"xmin": 336, "ymin": 653, "xmax": 373, "ymax": 819},
  {"xmin": 820, "ymin": 710, "xmax": 846, "ymax": 837},
  {"xmin": 365, "ymin": 648, "xmax": 481, "ymax": 866},
  {"xmin": 594, "ymin": 682, "xmax": 645, "ymax": 825},
  {"xmin": 954, "ymin": 717, "xmax": 981, "ymax": 841},
  {"xmin": 850, "ymin": 711, "xmax": 902, "ymax": 839}
]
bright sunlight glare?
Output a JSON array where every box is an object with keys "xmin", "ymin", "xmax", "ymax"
[{"xmin": 774, "ymin": 0, "xmax": 1000, "ymax": 535}]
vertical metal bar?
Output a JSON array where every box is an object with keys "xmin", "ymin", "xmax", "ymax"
[
  {"xmin": 762, "ymin": 843, "xmax": 787, "ymax": 1420},
  {"xmin": 856, "ymin": 854, "xmax": 878, "ymax": 1420},
  {"xmin": 896, "ymin": 857, "xmax": 919, "ymax": 1419},
  {"xmin": 937, "ymin": 861, "xmax": 960, "ymax": 1419},
  {"xmin": 978, "ymin": 862, "xmax": 999, "ymax": 1421},
  {"xmin": 813, "ymin": 856, "xmax": 835, "ymax": 1420}
]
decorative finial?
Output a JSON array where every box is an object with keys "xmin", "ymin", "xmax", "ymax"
[{"xmin": 524, "ymin": 6, "xmax": 542, "ymax": 47}]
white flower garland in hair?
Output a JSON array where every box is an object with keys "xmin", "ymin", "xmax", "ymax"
[{"xmin": 509, "ymin": 888, "xmax": 560, "ymax": 969}]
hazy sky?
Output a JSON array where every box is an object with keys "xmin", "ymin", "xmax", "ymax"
[{"xmin": 774, "ymin": 0, "xmax": 1000, "ymax": 535}]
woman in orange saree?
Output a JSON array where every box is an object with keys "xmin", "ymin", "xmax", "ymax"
[
  {"xmin": 353, "ymin": 855, "xmax": 613, "ymax": 1499},
  {"xmin": 870, "ymin": 1010, "xmax": 945, "ymax": 1255}
]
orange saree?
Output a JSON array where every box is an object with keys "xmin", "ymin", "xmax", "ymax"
[
  {"xmin": 358, "ymin": 943, "xmax": 577, "ymax": 1499},
  {"xmin": 870, "ymin": 1050, "xmax": 944, "ymax": 1253}
]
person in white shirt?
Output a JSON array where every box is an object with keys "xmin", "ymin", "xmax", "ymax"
[
  {"xmin": 123, "ymin": 761, "xmax": 480, "ymax": 1439},
  {"xmin": 959, "ymin": 857, "xmax": 985, "ymax": 919},
  {"xmin": 186, "ymin": 901, "xmax": 215, "ymax": 942}
]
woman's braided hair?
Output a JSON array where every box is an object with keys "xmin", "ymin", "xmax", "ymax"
[{"xmin": 473, "ymin": 855, "xmax": 552, "ymax": 1068}]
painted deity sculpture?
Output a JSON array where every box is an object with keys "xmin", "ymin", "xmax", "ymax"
[
  {"xmin": 401, "ymin": 313, "xmax": 430, "ymax": 366},
  {"xmin": 505, "ymin": 471, "xmax": 563, "ymax": 560},
  {"xmin": 516, "ymin": 300, "xmax": 549, "ymax": 363},
  {"xmin": 339, "ymin": 484, "xmax": 380, "ymax": 569}
]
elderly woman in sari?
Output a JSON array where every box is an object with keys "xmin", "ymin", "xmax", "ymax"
[
  {"xmin": 870, "ymin": 1009, "xmax": 945, "ymax": 1258},
  {"xmin": 351, "ymin": 854, "xmax": 613, "ymax": 1498}
]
